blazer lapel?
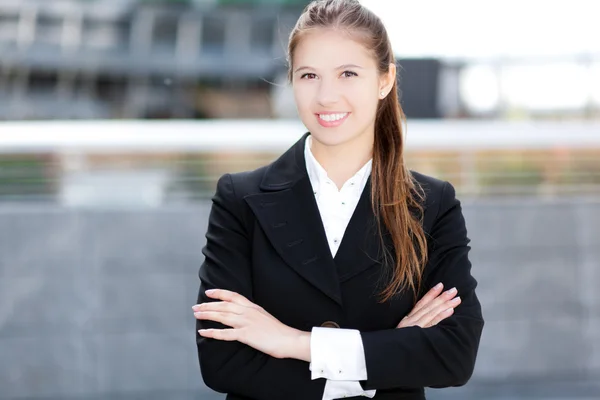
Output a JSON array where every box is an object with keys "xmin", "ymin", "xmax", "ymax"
[
  {"xmin": 244, "ymin": 133, "xmax": 343, "ymax": 306},
  {"xmin": 333, "ymin": 178, "xmax": 386, "ymax": 282}
]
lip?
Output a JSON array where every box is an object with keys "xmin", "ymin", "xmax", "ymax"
[{"xmin": 315, "ymin": 112, "xmax": 350, "ymax": 128}]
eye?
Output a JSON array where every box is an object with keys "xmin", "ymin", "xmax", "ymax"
[
  {"xmin": 300, "ymin": 73, "xmax": 317, "ymax": 80},
  {"xmin": 341, "ymin": 71, "xmax": 358, "ymax": 78}
]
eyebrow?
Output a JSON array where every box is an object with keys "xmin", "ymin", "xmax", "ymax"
[{"xmin": 293, "ymin": 64, "xmax": 364, "ymax": 73}]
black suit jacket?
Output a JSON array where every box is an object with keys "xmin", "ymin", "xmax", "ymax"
[{"xmin": 196, "ymin": 133, "xmax": 484, "ymax": 400}]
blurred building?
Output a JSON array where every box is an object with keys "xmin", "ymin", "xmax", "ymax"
[
  {"xmin": 1, "ymin": 0, "xmax": 599, "ymax": 121},
  {"xmin": 0, "ymin": 0, "xmax": 493, "ymax": 121},
  {"xmin": 0, "ymin": 0, "xmax": 310, "ymax": 120}
]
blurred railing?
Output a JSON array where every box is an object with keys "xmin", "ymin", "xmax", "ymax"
[{"xmin": 1, "ymin": 119, "xmax": 599, "ymax": 205}]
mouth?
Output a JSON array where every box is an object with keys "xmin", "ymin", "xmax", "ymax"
[{"xmin": 315, "ymin": 112, "xmax": 350, "ymax": 127}]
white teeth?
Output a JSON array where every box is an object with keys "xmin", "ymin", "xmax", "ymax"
[{"xmin": 319, "ymin": 113, "xmax": 348, "ymax": 122}]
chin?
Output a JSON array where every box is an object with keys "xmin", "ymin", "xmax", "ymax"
[
  {"xmin": 308, "ymin": 130, "xmax": 353, "ymax": 147},
  {"xmin": 311, "ymin": 124, "xmax": 372, "ymax": 147}
]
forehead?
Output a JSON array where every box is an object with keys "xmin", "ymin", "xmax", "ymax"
[{"xmin": 293, "ymin": 29, "xmax": 376, "ymax": 69}]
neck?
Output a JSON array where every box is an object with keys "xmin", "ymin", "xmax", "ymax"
[{"xmin": 310, "ymin": 133, "xmax": 373, "ymax": 190}]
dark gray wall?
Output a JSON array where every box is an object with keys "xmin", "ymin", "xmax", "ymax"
[{"xmin": 1, "ymin": 199, "xmax": 599, "ymax": 399}]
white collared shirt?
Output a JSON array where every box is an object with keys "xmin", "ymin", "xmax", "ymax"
[
  {"xmin": 304, "ymin": 136, "xmax": 372, "ymax": 257},
  {"xmin": 304, "ymin": 136, "xmax": 377, "ymax": 399}
]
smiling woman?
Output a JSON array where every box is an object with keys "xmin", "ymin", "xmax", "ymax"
[{"xmin": 193, "ymin": 1, "xmax": 484, "ymax": 399}]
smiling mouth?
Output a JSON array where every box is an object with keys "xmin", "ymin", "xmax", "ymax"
[{"xmin": 317, "ymin": 112, "xmax": 349, "ymax": 122}]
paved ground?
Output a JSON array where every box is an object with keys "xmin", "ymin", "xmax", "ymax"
[{"xmin": 1, "ymin": 201, "xmax": 599, "ymax": 399}]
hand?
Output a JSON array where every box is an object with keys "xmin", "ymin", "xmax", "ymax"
[
  {"xmin": 193, "ymin": 289, "xmax": 310, "ymax": 361},
  {"xmin": 397, "ymin": 283, "xmax": 461, "ymax": 329}
]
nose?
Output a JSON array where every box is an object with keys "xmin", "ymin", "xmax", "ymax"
[{"xmin": 316, "ymin": 79, "xmax": 340, "ymax": 107}]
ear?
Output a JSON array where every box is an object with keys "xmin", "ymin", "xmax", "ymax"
[{"xmin": 379, "ymin": 62, "xmax": 397, "ymax": 99}]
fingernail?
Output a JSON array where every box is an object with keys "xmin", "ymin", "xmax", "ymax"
[
  {"xmin": 192, "ymin": 305, "xmax": 201, "ymax": 311},
  {"xmin": 194, "ymin": 312, "xmax": 201, "ymax": 316},
  {"xmin": 435, "ymin": 283, "xmax": 443, "ymax": 290},
  {"xmin": 451, "ymin": 296, "xmax": 461, "ymax": 304},
  {"xmin": 447, "ymin": 287, "xmax": 457, "ymax": 295},
  {"xmin": 206, "ymin": 289, "xmax": 216, "ymax": 295}
]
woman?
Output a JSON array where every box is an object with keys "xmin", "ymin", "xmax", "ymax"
[{"xmin": 192, "ymin": 0, "xmax": 484, "ymax": 399}]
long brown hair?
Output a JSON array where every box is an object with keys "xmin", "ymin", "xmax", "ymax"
[{"xmin": 287, "ymin": 0, "xmax": 428, "ymax": 302}]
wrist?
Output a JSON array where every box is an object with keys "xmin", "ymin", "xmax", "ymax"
[{"xmin": 286, "ymin": 329, "xmax": 311, "ymax": 362}]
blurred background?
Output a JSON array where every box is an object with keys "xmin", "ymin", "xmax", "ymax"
[{"xmin": 0, "ymin": 0, "xmax": 599, "ymax": 399}]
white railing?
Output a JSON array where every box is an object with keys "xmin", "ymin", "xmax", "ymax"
[
  {"xmin": 1, "ymin": 119, "xmax": 600, "ymax": 153},
  {"xmin": 0, "ymin": 119, "xmax": 599, "ymax": 204}
]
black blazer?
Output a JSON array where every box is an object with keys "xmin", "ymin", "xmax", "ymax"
[{"xmin": 196, "ymin": 133, "xmax": 484, "ymax": 400}]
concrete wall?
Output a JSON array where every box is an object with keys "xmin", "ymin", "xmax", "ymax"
[{"xmin": 1, "ymin": 199, "xmax": 599, "ymax": 399}]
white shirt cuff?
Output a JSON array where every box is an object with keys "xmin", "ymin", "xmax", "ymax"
[
  {"xmin": 309, "ymin": 327, "xmax": 369, "ymax": 381},
  {"xmin": 322, "ymin": 380, "xmax": 376, "ymax": 400}
]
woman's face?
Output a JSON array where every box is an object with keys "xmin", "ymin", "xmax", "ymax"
[{"xmin": 291, "ymin": 29, "xmax": 394, "ymax": 150}]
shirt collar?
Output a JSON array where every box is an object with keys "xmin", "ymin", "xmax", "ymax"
[{"xmin": 304, "ymin": 135, "xmax": 372, "ymax": 191}]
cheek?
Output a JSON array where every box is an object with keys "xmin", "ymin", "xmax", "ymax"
[
  {"xmin": 292, "ymin": 86, "xmax": 313, "ymax": 113},
  {"xmin": 348, "ymin": 86, "xmax": 379, "ymax": 115}
]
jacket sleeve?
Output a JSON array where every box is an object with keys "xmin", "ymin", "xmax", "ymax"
[
  {"xmin": 359, "ymin": 181, "xmax": 484, "ymax": 391},
  {"xmin": 196, "ymin": 173, "xmax": 326, "ymax": 400}
]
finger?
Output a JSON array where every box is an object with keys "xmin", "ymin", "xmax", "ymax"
[
  {"xmin": 408, "ymin": 283, "xmax": 444, "ymax": 317},
  {"xmin": 410, "ymin": 287, "xmax": 457, "ymax": 321},
  {"xmin": 415, "ymin": 296, "xmax": 461, "ymax": 328},
  {"xmin": 403, "ymin": 292, "xmax": 454, "ymax": 327},
  {"xmin": 397, "ymin": 318, "xmax": 414, "ymax": 328},
  {"xmin": 205, "ymin": 289, "xmax": 256, "ymax": 308},
  {"xmin": 194, "ymin": 311, "xmax": 240, "ymax": 328},
  {"xmin": 198, "ymin": 328, "xmax": 238, "ymax": 341},
  {"xmin": 426, "ymin": 307, "xmax": 455, "ymax": 328},
  {"xmin": 410, "ymin": 283, "xmax": 443, "ymax": 316},
  {"xmin": 193, "ymin": 302, "xmax": 244, "ymax": 315},
  {"xmin": 419, "ymin": 296, "xmax": 461, "ymax": 325}
]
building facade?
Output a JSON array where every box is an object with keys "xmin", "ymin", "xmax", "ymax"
[{"xmin": 0, "ymin": 0, "xmax": 308, "ymax": 120}]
